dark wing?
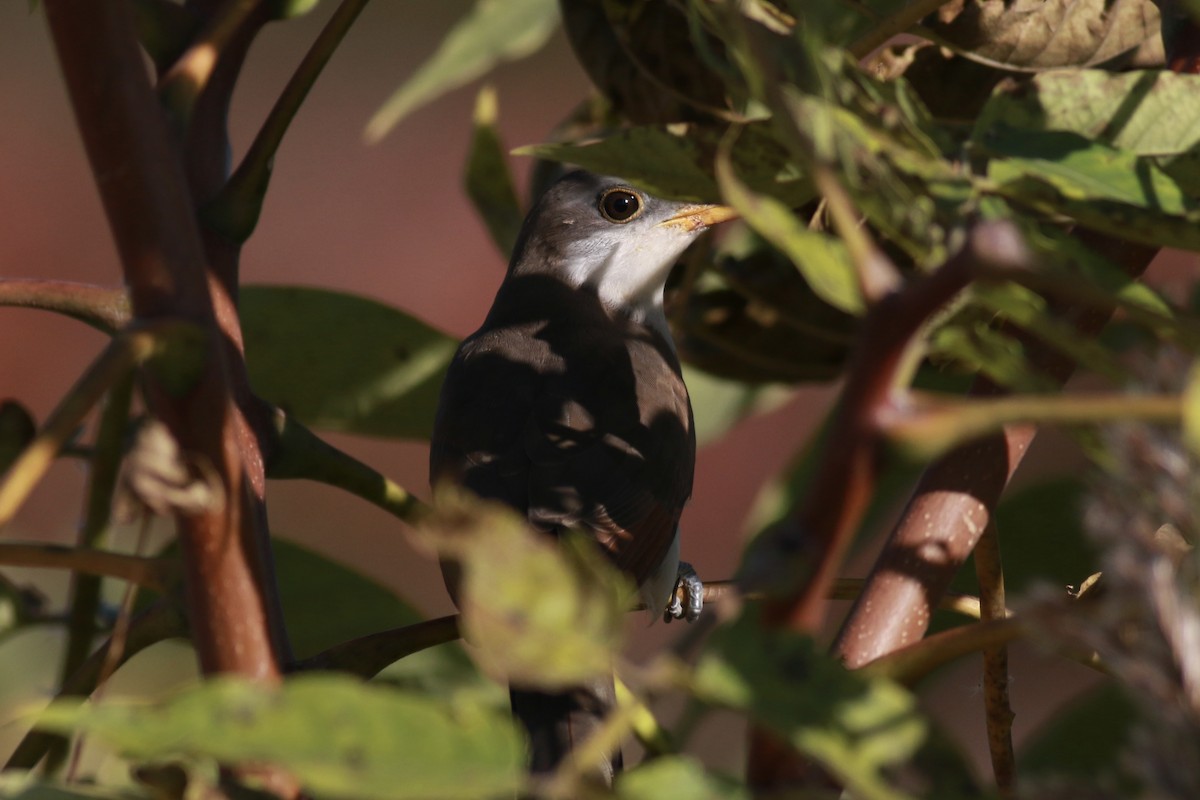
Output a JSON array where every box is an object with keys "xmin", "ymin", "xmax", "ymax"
[{"xmin": 429, "ymin": 321, "xmax": 694, "ymax": 589}]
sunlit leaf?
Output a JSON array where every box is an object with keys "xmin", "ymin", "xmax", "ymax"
[
  {"xmin": 693, "ymin": 611, "xmax": 925, "ymax": 800},
  {"xmin": 464, "ymin": 86, "xmax": 523, "ymax": 257},
  {"xmin": 422, "ymin": 490, "xmax": 630, "ymax": 689},
  {"xmin": 37, "ymin": 675, "xmax": 524, "ymax": 800},
  {"xmin": 365, "ymin": 0, "xmax": 559, "ymax": 141},
  {"xmin": 983, "ymin": 130, "xmax": 1200, "ymax": 251},
  {"xmin": 240, "ymin": 285, "xmax": 457, "ymax": 440},
  {"xmin": 927, "ymin": 0, "xmax": 1161, "ymax": 70}
]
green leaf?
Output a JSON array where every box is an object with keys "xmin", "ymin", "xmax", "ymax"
[
  {"xmin": 693, "ymin": 611, "xmax": 925, "ymax": 800},
  {"xmin": 517, "ymin": 123, "xmax": 811, "ymax": 205},
  {"xmin": 975, "ymin": 71, "xmax": 1200, "ymax": 157},
  {"xmin": 365, "ymin": 0, "xmax": 559, "ymax": 141},
  {"xmin": 240, "ymin": 285, "xmax": 458, "ymax": 440},
  {"xmin": 948, "ymin": 478, "xmax": 1094, "ymax": 601},
  {"xmin": 616, "ymin": 756, "xmax": 749, "ymax": 800},
  {"xmin": 0, "ymin": 772, "xmax": 150, "ymax": 800},
  {"xmin": 37, "ymin": 674, "xmax": 524, "ymax": 800},
  {"xmin": 715, "ymin": 151, "xmax": 862, "ymax": 315},
  {"xmin": 1018, "ymin": 682, "xmax": 1137, "ymax": 785},
  {"xmin": 982, "ymin": 129, "xmax": 1200, "ymax": 251},
  {"xmin": 272, "ymin": 539, "xmax": 423, "ymax": 660},
  {"xmin": 464, "ymin": 86, "xmax": 523, "ymax": 257},
  {"xmin": 424, "ymin": 490, "xmax": 631, "ymax": 689}
]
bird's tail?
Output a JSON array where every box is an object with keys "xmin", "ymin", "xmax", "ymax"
[{"xmin": 510, "ymin": 676, "xmax": 622, "ymax": 784}]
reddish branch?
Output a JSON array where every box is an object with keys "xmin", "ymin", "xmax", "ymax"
[
  {"xmin": 42, "ymin": 0, "xmax": 285, "ymax": 691},
  {"xmin": 833, "ymin": 234, "xmax": 1159, "ymax": 670}
]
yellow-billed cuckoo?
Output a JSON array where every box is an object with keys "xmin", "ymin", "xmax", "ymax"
[{"xmin": 430, "ymin": 170, "xmax": 735, "ymax": 778}]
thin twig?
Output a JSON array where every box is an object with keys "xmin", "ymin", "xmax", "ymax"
[
  {"xmin": 210, "ymin": 0, "xmax": 373, "ymax": 241},
  {"xmin": 0, "ymin": 330, "xmax": 160, "ymax": 529},
  {"xmin": 974, "ymin": 522, "xmax": 1015, "ymax": 797},
  {"xmin": 0, "ymin": 279, "xmax": 130, "ymax": 333},
  {"xmin": 0, "ymin": 543, "xmax": 173, "ymax": 592},
  {"xmin": 64, "ymin": 515, "xmax": 153, "ymax": 782},
  {"xmin": 812, "ymin": 165, "xmax": 900, "ymax": 303},
  {"xmin": 847, "ymin": 0, "xmax": 952, "ymax": 59}
]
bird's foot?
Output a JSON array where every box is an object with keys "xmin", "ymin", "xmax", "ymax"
[{"xmin": 664, "ymin": 561, "xmax": 703, "ymax": 623}]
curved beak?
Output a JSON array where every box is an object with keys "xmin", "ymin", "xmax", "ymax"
[{"xmin": 657, "ymin": 204, "xmax": 739, "ymax": 232}]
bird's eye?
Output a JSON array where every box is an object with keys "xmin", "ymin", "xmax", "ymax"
[{"xmin": 599, "ymin": 188, "xmax": 643, "ymax": 223}]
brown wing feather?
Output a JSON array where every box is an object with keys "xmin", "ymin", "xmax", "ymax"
[{"xmin": 430, "ymin": 310, "xmax": 694, "ymax": 590}]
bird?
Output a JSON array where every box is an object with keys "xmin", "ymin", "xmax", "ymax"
[{"xmin": 429, "ymin": 169, "xmax": 735, "ymax": 781}]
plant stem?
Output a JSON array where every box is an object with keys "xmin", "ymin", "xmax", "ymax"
[
  {"xmin": 0, "ymin": 331, "xmax": 158, "ymax": 529},
  {"xmin": 0, "ymin": 279, "xmax": 129, "ymax": 334},
  {"xmin": 974, "ymin": 522, "xmax": 1015, "ymax": 797},
  {"xmin": 211, "ymin": 0, "xmax": 374, "ymax": 241},
  {"xmin": 0, "ymin": 543, "xmax": 172, "ymax": 591}
]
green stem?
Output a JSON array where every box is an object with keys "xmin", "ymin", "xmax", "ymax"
[
  {"xmin": 208, "ymin": 0, "xmax": 373, "ymax": 241},
  {"xmin": 59, "ymin": 373, "xmax": 138, "ymax": 688},
  {"xmin": 266, "ymin": 410, "xmax": 428, "ymax": 524},
  {"xmin": 889, "ymin": 392, "xmax": 1183, "ymax": 461}
]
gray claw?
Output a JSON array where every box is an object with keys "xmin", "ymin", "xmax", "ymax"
[{"xmin": 664, "ymin": 561, "xmax": 703, "ymax": 623}]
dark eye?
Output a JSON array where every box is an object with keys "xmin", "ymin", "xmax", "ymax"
[{"xmin": 599, "ymin": 188, "xmax": 642, "ymax": 223}]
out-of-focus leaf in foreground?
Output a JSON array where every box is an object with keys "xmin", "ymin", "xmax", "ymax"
[
  {"xmin": 422, "ymin": 489, "xmax": 631, "ymax": 690},
  {"xmin": 693, "ymin": 610, "xmax": 925, "ymax": 800},
  {"xmin": 36, "ymin": 675, "xmax": 523, "ymax": 800}
]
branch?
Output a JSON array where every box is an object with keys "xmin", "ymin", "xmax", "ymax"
[
  {"xmin": 0, "ymin": 329, "xmax": 161, "ymax": 529},
  {"xmin": 159, "ymin": 0, "xmax": 263, "ymax": 122},
  {"xmin": 974, "ymin": 522, "xmax": 1015, "ymax": 797},
  {"xmin": 265, "ymin": 409, "xmax": 428, "ymax": 524},
  {"xmin": 0, "ymin": 279, "xmax": 129, "ymax": 334},
  {"xmin": 833, "ymin": 234, "xmax": 1159, "ymax": 669},
  {"xmin": 43, "ymin": 0, "xmax": 287, "ymax": 695},
  {"xmin": 207, "ymin": 0, "xmax": 374, "ymax": 242},
  {"xmin": 0, "ymin": 542, "xmax": 174, "ymax": 592},
  {"xmin": 848, "ymin": 0, "xmax": 951, "ymax": 59},
  {"xmin": 745, "ymin": 220, "xmax": 1031, "ymax": 634},
  {"xmin": 886, "ymin": 392, "xmax": 1183, "ymax": 461}
]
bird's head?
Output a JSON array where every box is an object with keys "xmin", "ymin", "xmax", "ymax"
[{"xmin": 509, "ymin": 171, "xmax": 737, "ymax": 331}]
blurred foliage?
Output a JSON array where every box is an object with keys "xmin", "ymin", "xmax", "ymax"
[{"xmin": 7, "ymin": 0, "xmax": 1200, "ymax": 797}]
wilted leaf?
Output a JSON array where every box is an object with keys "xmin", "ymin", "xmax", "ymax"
[
  {"xmin": 715, "ymin": 152, "xmax": 862, "ymax": 314},
  {"xmin": 616, "ymin": 756, "xmax": 749, "ymax": 800},
  {"xmin": 240, "ymin": 285, "xmax": 458, "ymax": 440},
  {"xmin": 927, "ymin": 0, "xmax": 1162, "ymax": 71},
  {"xmin": 37, "ymin": 675, "xmax": 524, "ymax": 800},
  {"xmin": 464, "ymin": 86, "xmax": 523, "ymax": 257},
  {"xmin": 517, "ymin": 123, "xmax": 810, "ymax": 205},
  {"xmin": 365, "ymin": 0, "xmax": 559, "ymax": 141},
  {"xmin": 693, "ymin": 611, "xmax": 925, "ymax": 800},
  {"xmin": 423, "ymin": 490, "xmax": 631, "ymax": 689}
]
